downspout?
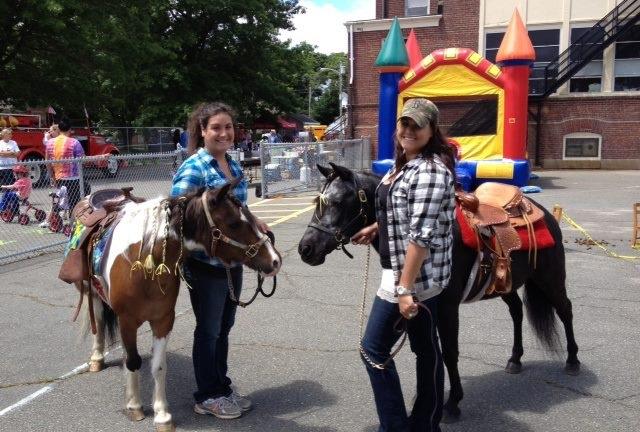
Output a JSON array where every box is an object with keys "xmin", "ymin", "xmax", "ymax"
[
  {"xmin": 534, "ymin": 100, "xmax": 543, "ymax": 167},
  {"xmin": 349, "ymin": 23, "xmax": 355, "ymax": 138}
]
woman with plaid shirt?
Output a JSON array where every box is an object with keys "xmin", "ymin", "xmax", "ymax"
[
  {"xmin": 171, "ymin": 102, "xmax": 270, "ymax": 420},
  {"xmin": 352, "ymin": 98, "xmax": 457, "ymax": 432}
]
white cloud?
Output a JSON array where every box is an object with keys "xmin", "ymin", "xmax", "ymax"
[{"xmin": 279, "ymin": 0, "xmax": 375, "ymax": 54}]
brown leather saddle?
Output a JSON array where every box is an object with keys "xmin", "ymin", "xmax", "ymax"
[
  {"xmin": 456, "ymin": 182, "xmax": 544, "ymax": 296},
  {"xmin": 59, "ymin": 187, "xmax": 145, "ymax": 284}
]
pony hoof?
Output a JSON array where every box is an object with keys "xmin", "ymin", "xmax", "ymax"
[
  {"xmin": 505, "ymin": 361, "xmax": 522, "ymax": 374},
  {"xmin": 155, "ymin": 421, "xmax": 175, "ymax": 432},
  {"xmin": 441, "ymin": 406, "xmax": 461, "ymax": 424},
  {"xmin": 88, "ymin": 359, "xmax": 104, "ymax": 372},
  {"xmin": 125, "ymin": 407, "xmax": 145, "ymax": 422},
  {"xmin": 565, "ymin": 362, "xmax": 580, "ymax": 376}
]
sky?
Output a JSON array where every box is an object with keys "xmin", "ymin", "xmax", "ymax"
[{"xmin": 279, "ymin": 0, "xmax": 376, "ymax": 54}]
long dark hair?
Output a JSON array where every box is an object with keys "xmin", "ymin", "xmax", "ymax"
[
  {"xmin": 186, "ymin": 102, "xmax": 237, "ymax": 155},
  {"xmin": 393, "ymin": 119, "xmax": 457, "ymax": 183}
]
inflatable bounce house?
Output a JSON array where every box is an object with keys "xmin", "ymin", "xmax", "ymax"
[{"xmin": 372, "ymin": 10, "xmax": 535, "ymax": 191}]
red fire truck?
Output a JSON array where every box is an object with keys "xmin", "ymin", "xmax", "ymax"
[{"xmin": 1, "ymin": 112, "xmax": 121, "ymax": 186}]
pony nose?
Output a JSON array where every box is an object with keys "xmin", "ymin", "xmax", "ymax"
[{"xmin": 299, "ymin": 243, "xmax": 312, "ymax": 259}]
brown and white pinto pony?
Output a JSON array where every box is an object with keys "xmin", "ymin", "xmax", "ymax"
[{"xmin": 80, "ymin": 179, "xmax": 281, "ymax": 431}]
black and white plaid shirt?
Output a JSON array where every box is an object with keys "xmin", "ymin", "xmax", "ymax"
[{"xmin": 376, "ymin": 154, "xmax": 456, "ymax": 302}]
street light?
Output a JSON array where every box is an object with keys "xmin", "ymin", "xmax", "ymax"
[{"xmin": 319, "ymin": 63, "xmax": 345, "ymax": 121}]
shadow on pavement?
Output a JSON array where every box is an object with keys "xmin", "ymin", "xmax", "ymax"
[
  {"xmin": 135, "ymin": 352, "xmax": 339, "ymax": 431},
  {"xmin": 360, "ymin": 361, "xmax": 596, "ymax": 432}
]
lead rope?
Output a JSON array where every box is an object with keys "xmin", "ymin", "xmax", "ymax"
[{"xmin": 358, "ymin": 245, "xmax": 409, "ymax": 370}]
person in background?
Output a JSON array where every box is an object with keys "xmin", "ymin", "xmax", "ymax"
[
  {"xmin": 351, "ymin": 98, "xmax": 456, "ymax": 432},
  {"xmin": 267, "ymin": 129, "xmax": 281, "ymax": 143},
  {"xmin": 44, "ymin": 117, "xmax": 85, "ymax": 212},
  {"xmin": 0, "ymin": 165, "xmax": 32, "ymax": 213},
  {"xmin": 0, "ymin": 128, "xmax": 20, "ymax": 186},
  {"xmin": 43, "ymin": 124, "xmax": 60, "ymax": 145},
  {"xmin": 171, "ymin": 102, "xmax": 270, "ymax": 420}
]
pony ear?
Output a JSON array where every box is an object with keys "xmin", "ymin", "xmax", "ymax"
[
  {"xmin": 329, "ymin": 162, "xmax": 354, "ymax": 181},
  {"xmin": 317, "ymin": 164, "xmax": 332, "ymax": 178},
  {"xmin": 209, "ymin": 182, "xmax": 232, "ymax": 203}
]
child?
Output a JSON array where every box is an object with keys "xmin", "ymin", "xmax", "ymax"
[
  {"xmin": 41, "ymin": 185, "xmax": 69, "ymax": 228},
  {"xmin": 0, "ymin": 165, "xmax": 32, "ymax": 213}
]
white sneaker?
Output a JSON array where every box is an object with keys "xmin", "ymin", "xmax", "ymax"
[
  {"xmin": 229, "ymin": 389, "xmax": 253, "ymax": 412},
  {"xmin": 39, "ymin": 221, "xmax": 49, "ymax": 228},
  {"xmin": 194, "ymin": 396, "xmax": 242, "ymax": 419}
]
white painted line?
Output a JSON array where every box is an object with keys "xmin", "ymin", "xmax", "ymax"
[
  {"xmin": 250, "ymin": 203, "xmax": 313, "ymax": 207},
  {"xmin": 267, "ymin": 205, "xmax": 315, "ymax": 227},
  {"xmin": 0, "ymin": 386, "xmax": 52, "ymax": 416},
  {"xmin": 251, "ymin": 209, "xmax": 302, "ymax": 213},
  {"xmin": 0, "ymin": 307, "xmax": 194, "ymax": 417}
]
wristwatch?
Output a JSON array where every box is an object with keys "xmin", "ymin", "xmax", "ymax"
[{"xmin": 396, "ymin": 285, "xmax": 414, "ymax": 297}]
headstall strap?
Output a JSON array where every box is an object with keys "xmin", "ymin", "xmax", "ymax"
[
  {"xmin": 200, "ymin": 189, "xmax": 270, "ymax": 263},
  {"xmin": 308, "ymin": 173, "xmax": 370, "ymax": 259}
]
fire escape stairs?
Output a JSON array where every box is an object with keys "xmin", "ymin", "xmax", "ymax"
[{"xmin": 533, "ymin": 0, "xmax": 640, "ymax": 100}]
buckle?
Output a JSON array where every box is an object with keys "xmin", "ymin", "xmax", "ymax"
[
  {"xmin": 245, "ymin": 244, "xmax": 260, "ymax": 258},
  {"xmin": 358, "ymin": 189, "xmax": 367, "ymax": 203},
  {"xmin": 211, "ymin": 228, "xmax": 222, "ymax": 240}
]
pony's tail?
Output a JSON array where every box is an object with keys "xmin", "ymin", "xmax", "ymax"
[
  {"xmin": 102, "ymin": 301, "xmax": 118, "ymax": 345},
  {"xmin": 523, "ymin": 280, "xmax": 561, "ymax": 353}
]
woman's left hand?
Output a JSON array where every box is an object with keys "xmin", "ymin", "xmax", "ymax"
[
  {"xmin": 255, "ymin": 218, "xmax": 270, "ymax": 234},
  {"xmin": 398, "ymin": 295, "xmax": 419, "ymax": 320}
]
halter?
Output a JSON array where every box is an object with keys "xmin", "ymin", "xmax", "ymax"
[
  {"xmin": 307, "ymin": 173, "xmax": 370, "ymax": 259},
  {"xmin": 200, "ymin": 191, "xmax": 270, "ymax": 261}
]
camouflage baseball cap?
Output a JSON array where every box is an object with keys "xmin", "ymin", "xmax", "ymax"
[{"xmin": 398, "ymin": 98, "xmax": 439, "ymax": 128}]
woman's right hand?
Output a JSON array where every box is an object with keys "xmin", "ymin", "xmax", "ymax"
[{"xmin": 351, "ymin": 222, "xmax": 378, "ymax": 245}]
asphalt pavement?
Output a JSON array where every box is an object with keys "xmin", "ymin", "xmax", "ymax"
[{"xmin": 0, "ymin": 169, "xmax": 639, "ymax": 432}]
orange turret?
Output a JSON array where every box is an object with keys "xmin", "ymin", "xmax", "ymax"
[
  {"xmin": 496, "ymin": 9, "xmax": 535, "ymax": 63},
  {"xmin": 405, "ymin": 30, "xmax": 423, "ymax": 69},
  {"xmin": 496, "ymin": 9, "xmax": 535, "ymax": 160}
]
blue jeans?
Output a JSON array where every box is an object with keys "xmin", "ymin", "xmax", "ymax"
[
  {"xmin": 361, "ymin": 296, "xmax": 444, "ymax": 432},
  {"xmin": 0, "ymin": 190, "xmax": 19, "ymax": 212},
  {"xmin": 184, "ymin": 259, "xmax": 242, "ymax": 403}
]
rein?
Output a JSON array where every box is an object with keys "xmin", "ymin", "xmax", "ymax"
[
  {"xmin": 358, "ymin": 245, "xmax": 428, "ymax": 370},
  {"xmin": 200, "ymin": 191, "xmax": 277, "ymax": 307},
  {"xmin": 307, "ymin": 174, "xmax": 369, "ymax": 259}
]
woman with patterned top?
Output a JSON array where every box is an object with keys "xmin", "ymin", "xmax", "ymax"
[
  {"xmin": 351, "ymin": 98, "xmax": 457, "ymax": 432},
  {"xmin": 171, "ymin": 102, "xmax": 270, "ymax": 420}
]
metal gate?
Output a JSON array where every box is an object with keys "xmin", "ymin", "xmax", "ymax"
[{"xmin": 258, "ymin": 138, "xmax": 370, "ymax": 198}]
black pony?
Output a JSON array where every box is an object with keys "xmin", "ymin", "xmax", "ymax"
[{"xmin": 298, "ymin": 163, "xmax": 580, "ymax": 422}]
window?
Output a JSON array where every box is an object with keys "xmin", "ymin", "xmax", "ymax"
[
  {"xmin": 406, "ymin": 0, "xmax": 429, "ymax": 17},
  {"xmin": 485, "ymin": 29, "xmax": 560, "ymax": 95},
  {"xmin": 614, "ymin": 24, "xmax": 640, "ymax": 91},
  {"xmin": 439, "ymin": 97, "xmax": 499, "ymax": 137},
  {"xmin": 563, "ymin": 133, "xmax": 601, "ymax": 159},
  {"xmin": 569, "ymin": 26, "xmax": 604, "ymax": 93}
]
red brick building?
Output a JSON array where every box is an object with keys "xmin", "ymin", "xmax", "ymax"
[{"xmin": 346, "ymin": 0, "xmax": 640, "ymax": 169}]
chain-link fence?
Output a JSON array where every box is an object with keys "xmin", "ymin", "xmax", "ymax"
[
  {"xmin": 258, "ymin": 138, "xmax": 370, "ymax": 198},
  {"xmin": 96, "ymin": 127, "xmax": 180, "ymax": 153},
  {"xmin": 0, "ymin": 153, "xmax": 181, "ymax": 264},
  {"xmin": 0, "ymin": 150, "xmax": 266, "ymax": 264}
]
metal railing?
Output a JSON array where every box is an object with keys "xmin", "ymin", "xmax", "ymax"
[{"xmin": 537, "ymin": 0, "xmax": 640, "ymax": 98}]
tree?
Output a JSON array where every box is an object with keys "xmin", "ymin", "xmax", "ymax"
[
  {"xmin": 1, "ymin": 0, "xmax": 338, "ymax": 130},
  {"xmin": 311, "ymin": 53, "xmax": 347, "ymax": 125}
]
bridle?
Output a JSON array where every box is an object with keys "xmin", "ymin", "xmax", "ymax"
[
  {"xmin": 200, "ymin": 190, "xmax": 277, "ymax": 308},
  {"xmin": 307, "ymin": 173, "xmax": 370, "ymax": 259},
  {"xmin": 200, "ymin": 191, "xmax": 270, "ymax": 262}
]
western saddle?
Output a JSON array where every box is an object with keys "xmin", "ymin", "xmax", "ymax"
[
  {"xmin": 456, "ymin": 182, "xmax": 544, "ymax": 295},
  {"xmin": 59, "ymin": 187, "xmax": 146, "ymax": 284}
]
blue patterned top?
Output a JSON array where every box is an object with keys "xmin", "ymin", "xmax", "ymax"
[{"xmin": 171, "ymin": 147, "xmax": 247, "ymax": 266}]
